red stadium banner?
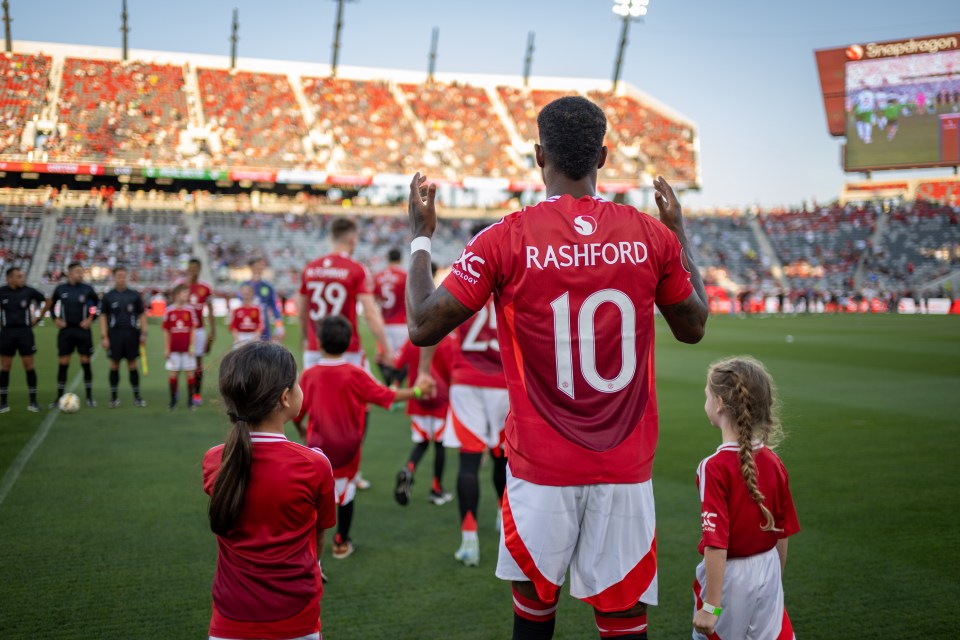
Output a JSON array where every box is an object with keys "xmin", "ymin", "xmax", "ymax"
[
  {"xmin": 0, "ymin": 161, "xmax": 103, "ymax": 175},
  {"xmin": 228, "ymin": 169, "xmax": 277, "ymax": 182},
  {"xmin": 326, "ymin": 174, "xmax": 374, "ymax": 186},
  {"xmin": 598, "ymin": 180, "xmax": 637, "ymax": 194}
]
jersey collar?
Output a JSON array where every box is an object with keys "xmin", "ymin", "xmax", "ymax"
[
  {"xmin": 316, "ymin": 358, "xmax": 347, "ymax": 366},
  {"xmin": 250, "ymin": 432, "xmax": 288, "ymax": 443},
  {"xmin": 716, "ymin": 441, "xmax": 765, "ymax": 453}
]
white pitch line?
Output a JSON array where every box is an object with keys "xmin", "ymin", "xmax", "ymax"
[{"xmin": 0, "ymin": 356, "xmax": 97, "ymax": 508}]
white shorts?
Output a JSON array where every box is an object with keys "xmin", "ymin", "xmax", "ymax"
[
  {"xmin": 496, "ymin": 465, "xmax": 658, "ymax": 612},
  {"xmin": 232, "ymin": 333, "xmax": 259, "ymax": 348},
  {"xmin": 303, "ymin": 350, "xmax": 366, "ymax": 371},
  {"xmin": 411, "ymin": 415, "xmax": 446, "ymax": 443},
  {"xmin": 194, "ymin": 328, "xmax": 207, "ymax": 356},
  {"xmin": 442, "ymin": 384, "xmax": 509, "ymax": 452},
  {"xmin": 692, "ymin": 547, "xmax": 795, "ymax": 640},
  {"xmin": 334, "ymin": 475, "xmax": 358, "ymax": 507},
  {"xmin": 165, "ymin": 352, "xmax": 197, "ymax": 372},
  {"xmin": 384, "ymin": 324, "xmax": 409, "ymax": 354}
]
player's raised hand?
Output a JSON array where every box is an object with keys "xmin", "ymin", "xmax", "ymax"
[
  {"xmin": 654, "ymin": 176, "xmax": 684, "ymax": 233},
  {"xmin": 408, "ymin": 172, "xmax": 438, "ymax": 239}
]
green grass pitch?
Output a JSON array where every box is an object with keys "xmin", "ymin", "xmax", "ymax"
[{"xmin": 0, "ymin": 314, "xmax": 957, "ymax": 638}]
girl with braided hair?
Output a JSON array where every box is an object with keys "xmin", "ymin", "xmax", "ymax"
[
  {"xmin": 203, "ymin": 341, "xmax": 336, "ymax": 640},
  {"xmin": 692, "ymin": 356, "xmax": 800, "ymax": 640}
]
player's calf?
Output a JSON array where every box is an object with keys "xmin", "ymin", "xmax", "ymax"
[
  {"xmin": 512, "ymin": 582, "xmax": 559, "ymax": 640},
  {"xmin": 594, "ymin": 603, "xmax": 648, "ymax": 640}
]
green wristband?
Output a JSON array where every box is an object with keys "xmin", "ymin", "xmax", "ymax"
[
  {"xmin": 413, "ymin": 387, "xmax": 423, "ymax": 399},
  {"xmin": 701, "ymin": 602, "xmax": 722, "ymax": 616}
]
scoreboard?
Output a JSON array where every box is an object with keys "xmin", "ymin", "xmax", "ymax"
[{"xmin": 815, "ymin": 33, "xmax": 960, "ymax": 172}]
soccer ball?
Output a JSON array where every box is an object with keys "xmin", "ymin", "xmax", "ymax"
[{"xmin": 58, "ymin": 393, "xmax": 81, "ymax": 413}]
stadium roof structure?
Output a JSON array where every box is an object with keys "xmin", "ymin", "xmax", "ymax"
[{"xmin": 3, "ymin": 40, "xmax": 701, "ymax": 193}]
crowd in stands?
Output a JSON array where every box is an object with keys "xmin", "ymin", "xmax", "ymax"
[
  {"xmin": 304, "ymin": 77, "xmax": 420, "ymax": 176},
  {"xmin": 198, "ymin": 69, "xmax": 309, "ymax": 168},
  {"xmin": 48, "ymin": 58, "xmax": 187, "ymax": 165},
  {"xmin": 0, "ymin": 206, "xmax": 44, "ymax": 275},
  {"xmin": 44, "ymin": 207, "xmax": 191, "ymax": 286},
  {"xmin": 685, "ymin": 213, "xmax": 773, "ymax": 290},
  {"xmin": 0, "ymin": 53, "xmax": 51, "ymax": 155}
]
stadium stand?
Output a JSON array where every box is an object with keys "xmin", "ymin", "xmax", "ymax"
[
  {"xmin": 302, "ymin": 77, "xmax": 420, "ymax": 176},
  {"xmin": 684, "ymin": 213, "xmax": 773, "ymax": 289},
  {"xmin": 0, "ymin": 206, "xmax": 45, "ymax": 275},
  {"xmin": 0, "ymin": 53, "xmax": 52, "ymax": 155},
  {"xmin": 51, "ymin": 58, "xmax": 188, "ymax": 165},
  {"xmin": 399, "ymin": 81, "xmax": 524, "ymax": 179},
  {"xmin": 198, "ymin": 68, "xmax": 309, "ymax": 168},
  {"xmin": 497, "ymin": 87, "xmax": 577, "ymax": 145}
]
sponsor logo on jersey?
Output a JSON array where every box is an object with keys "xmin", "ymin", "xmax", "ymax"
[
  {"xmin": 573, "ymin": 215, "xmax": 598, "ymax": 236},
  {"xmin": 452, "ymin": 250, "xmax": 485, "ymax": 283},
  {"xmin": 701, "ymin": 511, "xmax": 717, "ymax": 532}
]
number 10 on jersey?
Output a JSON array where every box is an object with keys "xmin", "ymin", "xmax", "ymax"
[{"xmin": 550, "ymin": 289, "xmax": 637, "ymax": 399}]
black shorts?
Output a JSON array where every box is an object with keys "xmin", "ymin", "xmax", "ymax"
[
  {"xmin": 0, "ymin": 327, "xmax": 36, "ymax": 357},
  {"xmin": 108, "ymin": 329, "xmax": 140, "ymax": 362},
  {"xmin": 58, "ymin": 327, "xmax": 94, "ymax": 357}
]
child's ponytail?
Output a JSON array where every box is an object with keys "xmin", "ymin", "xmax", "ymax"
[{"xmin": 208, "ymin": 341, "xmax": 298, "ymax": 536}]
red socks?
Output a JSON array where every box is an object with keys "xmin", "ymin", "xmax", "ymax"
[
  {"xmin": 595, "ymin": 611, "xmax": 648, "ymax": 638},
  {"xmin": 512, "ymin": 585, "xmax": 559, "ymax": 623}
]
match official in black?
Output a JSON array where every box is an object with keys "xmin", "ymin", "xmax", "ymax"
[
  {"xmin": 42, "ymin": 262, "xmax": 100, "ymax": 408},
  {"xmin": 0, "ymin": 266, "xmax": 45, "ymax": 412},
  {"xmin": 100, "ymin": 266, "xmax": 147, "ymax": 408}
]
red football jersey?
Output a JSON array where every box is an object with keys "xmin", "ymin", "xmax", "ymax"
[
  {"xmin": 230, "ymin": 304, "xmax": 264, "ymax": 334},
  {"xmin": 441, "ymin": 195, "xmax": 693, "ymax": 485},
  {"xmin": 450, "ymin": 298, "xmax": 507, "ymax": 389},
  {"xmin": 393, "ymin": 334, "xmax": 456, "ymax": 419},
  {"xmin": 696, "ymin": 443, "xmax": 800, "ymax": 558},
  {"xmin": 202, "ymin": 433, "xmax": 336, "ymax": 639},
  {"xmin": 163, "ymin": 305, "xmax": 198, "ymax": 353},
  {"xmin": 299, "ymin": 253, "xmax": 372, "ymax": 353},
  {"xmin": 295, "ymin": 359, "xmax": 396, "ymax": 477},
  {"xmin": 374, "ymin": 265, "xmax": 407, "ymax": 325},
  {"xmin": 175, "ymin": 278, "xmax": 213, "ymax": 321}
]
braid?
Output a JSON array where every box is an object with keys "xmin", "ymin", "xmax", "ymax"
[{"xmin": 733, "ymin": 373, "xmax": 781, "ymax": 533}]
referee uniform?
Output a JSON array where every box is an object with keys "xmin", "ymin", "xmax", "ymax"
[
  {"xmin": 50, "ymin": 281, "xmax": 99, "ymax": 405},
  {"xmin": 0, "ymin": 283, "xmax": 45, "ymax": 410},
  {"xmin": 100, "ymin": 286, "xmax": 146, "ymax": 406}
]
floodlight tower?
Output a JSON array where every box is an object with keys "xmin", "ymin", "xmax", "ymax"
[
  {"xmin": 427, "ymin": 27, "xmax": 439, "ymax": 83},
  {"xmin": 2, "ymin": 0, "xmax": 12, "ymax": 54},
  {"xmin": 229, "ymin": 8, "xmax": 239, "ymax": 69},
  {"xmin": 120, "ymin": 0, "xmax": 130, "ymax": 61},
  {"xmin": 330, "ymin": 0, "xmax": 357, "ymax": 78},
  {"xmin": 611, "ymin": 0, "xmax": 649, "ymax": 93},
  {"xmin": 523, "ymin": 31, "xmax": 535, "ymax": 88}
]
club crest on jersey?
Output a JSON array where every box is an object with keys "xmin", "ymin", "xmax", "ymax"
[
  {"xmin": 573, "ymin": 215, "xmax": 598, "ymax": 236},
  {"xmin": 452, "ymin": 250, "xmax": 485, "ymax": 283},
  {"xmin": 701, "ymin": 511, "xmax": 717, "ymax": 532}
]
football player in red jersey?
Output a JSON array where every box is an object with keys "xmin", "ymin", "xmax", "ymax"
[
  {"xmin": 203, "ymin": 341, "xmax": 336, "ymax": 640},
  {"xmin": 229, "ymin": 284, "xmax": 265, "ymax": 348},
  {"xmin": 406, "ymin": 97, "xmax": 709, "ymax": 639},
  {"xmin": 163, "ymin": 284, "xmax": 198, "ymax": 410},
  {"xmin": 374, "ymin": 247, "xmax": 408, "ymax": 385},
  {"xmin": 693, "ymin": 357, "xmax": 799, "ymax": 639},
  {"xmin": 177, "ymin": 258, "xmax": 216, "ymax": 405},
  {"xmin": 298, "ymin": 218, "xmax": 394, "ymax": 371}
]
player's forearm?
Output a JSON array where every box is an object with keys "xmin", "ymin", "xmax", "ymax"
[
  {"xmin": 392, "ymin": 389, "xmax": 418, "ymax": 402},
  {"xmin": 776, "ymin": 538, "xmax": 789, "ymax": 576},
  {"xmin": 207, "ymin": 306, "xmax": 216, "ymax": 334},
  {"xmin": 298, "ymin": 294, "xmax": 309, "ymax": 344},
  {"xmin": 363, "ymin": 305, "xmax": 390, "ymax": 353},
  {"xmin": 673, "ymin": 229, "xmax": 709, "ymax": 320},
  {"xmin": 99, "ymin": 315, "xmax": 108, "ymax": 338},
  {"xmin": 405, "ymin": 250, "xmax": 438, "ymax": 344},
  {"xmin": 702, "ymin": 546, "xmax": 727, "ymax": 606},
  {"xmin": 418, "ymin": 345, "xmax": 437, "ymax": 377},
  {"xmin": 138, "ymin": 314, "xmax": 147, "ymax": 337}
]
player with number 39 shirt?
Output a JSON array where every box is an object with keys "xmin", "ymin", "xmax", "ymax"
[
  {"xmin": 298, "ymin": 218, "xmax": 394, "ymax": 370},
  {"xmin": 407, "ymin": 97, "xmax": 709, "ymax": 639}
]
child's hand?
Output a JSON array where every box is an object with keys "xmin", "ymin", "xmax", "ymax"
[
  {"xmin": 693, "ymin": 609, "xmax": 719, "ymax": 636},
  {"xmin": 164, "ymin": 349, "xmax": 171, "ymax": 359}
]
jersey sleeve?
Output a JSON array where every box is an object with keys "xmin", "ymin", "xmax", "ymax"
[
  {"xmin": 162, "ymin": 311, "xmax": 172, "ymax": 331},
  {"xmin": 202, "ymin": 446, "xmax": 225, "ymax": 496},
  {"xmin": 698, "ymin": 457, "xmax": 730, "ymax": 550},
  {"xmin": 134, "ymin": 294, "xmax": 145, "ymax": 316},
  {"xmin": 440, "ymin": 222, "xmax": 503, "ymax": 312},
  {"xmin": 357, "ymin": 265, "xmax": 373, "ymax": 296},
  {"xmin": 87, "ymin": 287, "xmax": 101, "ymax": 314},
  {"xmin": 775, "ymin": 464, "xmax": 801, "ymax": 539},
  {"xmin": 311, "ymin": 449, "xmax": 338, "ymax": 530},
  {"xmin": 31, "ymin": 288, "xmax": 45, "ymax": 305},
  {"xmin": 228, "ymin": 309, "xmax": 238, "ymax": 332},
  {"xmin": 392, "ymin": 341, "xmax": 415, "ymax": 371},
  {"xmin": 356, "ymin": 370, "xmax": 397, "ymax": 409},
  {"xmin": 654, "ymin": 225, "xmax": 694, "ymax": 308}
]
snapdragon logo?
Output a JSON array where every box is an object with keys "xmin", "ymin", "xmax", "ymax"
[
  {"xmin": 573, "ymin": 215, "xmax": 597, "ymax": 236},
  {"xmin": 865, "ymin": 36, "xmax": 958, "ymax": 58}
]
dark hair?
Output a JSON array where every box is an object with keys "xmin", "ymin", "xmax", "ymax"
[
  {"xmin": 330, "ymin": 218, "xmax": 357, "ymax": 241},
  {"xmin": 319, "ymin": 315, "xmax": 352, "ymax": 356},
  {"xmin": 387, "ymin": 247, "xmax": 402, "ymax": 263},
  {"xmin": 537, "ymin": 96, "xmax": 607, "ymax": 180},
  {"xmin": 189, "ymin": 258, "xmax": 202, "ymax": 267},
  {"xmin": 113, "ymin": 265, "xmax": 128, "ymax": 274},
  {"xmin": 67, "ymin": 261, "xmax": 83, "ymax": 271},
  {"xmin": 5, "ymin": 266, "xmax": 21, "ymax": 277},
  {"xmin": 248, "ymin": 256, "xmax": 266, "ymax": 267},
  {"xmin": 209, "ymin": 341, "xmax": 298, "ymax": 536}
]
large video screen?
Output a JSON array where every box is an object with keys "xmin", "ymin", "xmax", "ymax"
[{"xmin": 845, "ymin": 49, "xmax": 960, "ymax": 171}]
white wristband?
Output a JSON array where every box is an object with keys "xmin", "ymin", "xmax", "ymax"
[{"xmin": 410, "ymin": 236, "xmax": 432, "ymax": 256}]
